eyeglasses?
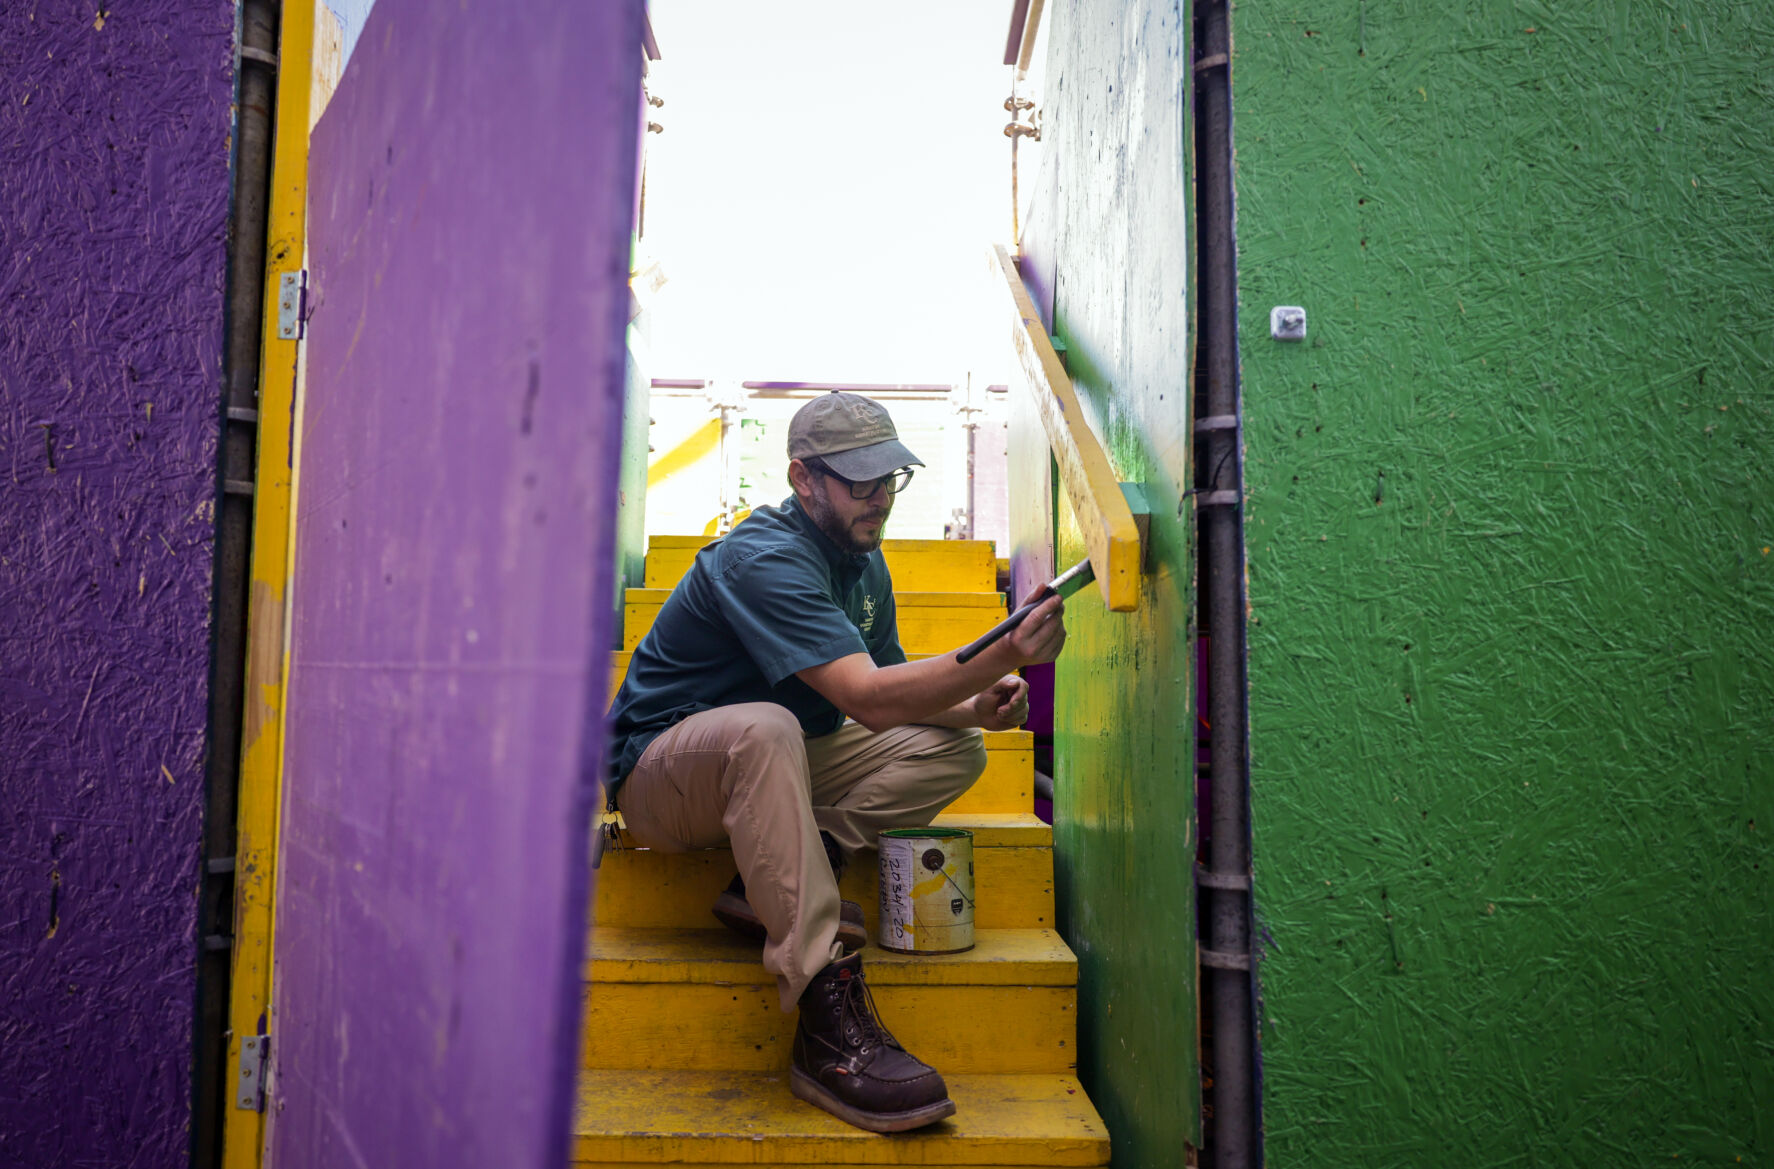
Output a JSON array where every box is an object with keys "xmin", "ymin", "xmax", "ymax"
[{"xmin": 808, "ymin": 461, "xmax": 915, "ymax": 500}]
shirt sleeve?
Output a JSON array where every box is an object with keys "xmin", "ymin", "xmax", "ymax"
[
  {"xmin": 869, "ymin": 588, "xmax": 907, "ymax": 667},
  {"xmin": 713, "ymin": 546, "xmax": 870, "ymax": 685}
]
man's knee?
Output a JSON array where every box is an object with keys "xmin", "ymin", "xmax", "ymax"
[
  {"xmin": 723, "ymin": 703, "xmax": 809, "ymax": 790},
  {"xmin": 955, "ymin": 727, "xmax": 988, "ymax": 787},
  {"xmin": 917, "ymin": 726, "xmax": 986, "ymax": 800},
  {"xmin": 950, "ymin": 730, "xmax": 993, "ymax": 787}
]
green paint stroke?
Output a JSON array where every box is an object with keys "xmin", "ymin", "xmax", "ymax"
[
  {"xmin": 1238, "ymin": 2, "xmax": 1774, "ymax": 1165},
  {"xmin": 1036, "ymin": 0, "xmax": 1203, "ymax": 1163}
]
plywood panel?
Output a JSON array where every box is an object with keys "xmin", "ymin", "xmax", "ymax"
[
  {"xmin": 0, "ymin": 4, "xmax": 234, "ymax": 1163},
  {"xmin": 274, "ymin": 3, "xmax": 644, "ymax": 1166}
]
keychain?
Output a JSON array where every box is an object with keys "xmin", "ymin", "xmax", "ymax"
[{"xmin": 590, "ymin": 793, "xmax": 626, "ymax": 870}]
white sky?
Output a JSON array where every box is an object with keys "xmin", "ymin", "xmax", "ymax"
[
  {"xmin": 642, "ymin": 0, "xmax": 1018, "ymax": 384},
  {"xmin": 326, "ymin": 0, "xmax": 1021, "ymax": 385}
]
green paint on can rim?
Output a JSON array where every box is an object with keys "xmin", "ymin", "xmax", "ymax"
[{"xmin": 879, "ymin": 827, "xmax": 971, "ymax": 840}]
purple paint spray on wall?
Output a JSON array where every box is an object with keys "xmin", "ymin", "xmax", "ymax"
[
  {"xmin": 272, "ymin": 2, "xmax": 643, "ymax": 1166},
  {"xmin": 0, "ymin": 2, "xmax": 236, "ymax": 1165}
]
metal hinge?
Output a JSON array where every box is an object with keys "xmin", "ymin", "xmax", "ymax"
[
  {"xmin": 236, "ymin": 1033, "xmax": 269, "ymax": 1111},
  {"xmin": 276, "ymin": 270, "xmax": 307, "ymax": 340}
]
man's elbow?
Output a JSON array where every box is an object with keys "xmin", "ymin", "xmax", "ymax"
[
  {"xmin": 849, "ymin": 707, "xmax": 901, "ymax": 736},
  {"xmin": 840, "ymin": 688, "xmax": 901, "ymax": 735}
]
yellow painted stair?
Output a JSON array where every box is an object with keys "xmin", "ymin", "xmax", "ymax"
[{"xmin": 577, "ymin": 535, "xmax": 1110, "ymax": 1167}]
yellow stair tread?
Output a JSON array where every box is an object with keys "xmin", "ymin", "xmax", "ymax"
[
  {"xmin": 929, "ymin": 811, "xmax": 1050, "ymax": 847},
  {"xmin": 572, "ymin": 1069, "xmax": 1110, "ymax": 1166},
  {"xmin": 625, "ymin": 587, "xmax": 1005, "ymax": 607},
  {"xmin": 587, "ymin": 927, "xmax": 1077, "ymax": 986}
]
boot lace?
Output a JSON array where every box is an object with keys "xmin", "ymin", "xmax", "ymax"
[{"xmin": 837, "ymin": 970, "xmax": 898, "ymax": 1055}]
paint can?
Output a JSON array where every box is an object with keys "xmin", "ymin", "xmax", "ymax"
[{"xmin": 876, "ymin": 827, "xmax": 974, "ymax": 955}]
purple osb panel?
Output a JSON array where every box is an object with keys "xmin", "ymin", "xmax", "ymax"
[
  {"xmin": 272, "ymin": 3, "xmax": 642, "ymax": 1167},
  {"xmin": 0, "ymin": 4, "xmax": 233, "ymax": 1165}
]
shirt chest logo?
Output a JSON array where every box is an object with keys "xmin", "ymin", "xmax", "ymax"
[{"xmin": 860, "ymin": 594, "xmax": 877, "ymax": 634}]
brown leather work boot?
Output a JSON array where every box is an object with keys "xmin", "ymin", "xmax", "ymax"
[
  {"xmin": 790, "ymin": 952, "xmax": 956, "ymax": 1132},
  {"xmin": 713, "ymin": 831, "xmax": 867, "ymax": 951}
]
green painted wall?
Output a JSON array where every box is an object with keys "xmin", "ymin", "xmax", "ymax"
[
  {"xmin": 1235, "ymin": 3, "xmax": 1774, "ymax": 1164},
  {"xmin": 1022, "ymin": 1, "xmax": 1202, "ymax": 1162}
]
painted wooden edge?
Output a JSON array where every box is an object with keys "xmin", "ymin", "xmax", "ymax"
[
  {"xmin": 988, "ymin": 244, "xmax": 1142, "ymax": 612},
  {"xmin": 220, "ymin": 4, "xmax": 318, "ymax": 1167}
]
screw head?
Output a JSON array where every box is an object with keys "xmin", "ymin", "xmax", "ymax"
[{"xmin": 1270, "ymin": 306, "xmax": 1307, "ymax": 341}]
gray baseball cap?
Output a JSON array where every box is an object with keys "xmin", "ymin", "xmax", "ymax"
[{"xmin": 786, "ymin": 391, "xmax": 924, "ymax": 481}]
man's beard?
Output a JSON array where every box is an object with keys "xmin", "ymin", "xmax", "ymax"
[{"xmin": 805, "ymin": 487, "xmax": 889, "ymax": 554}]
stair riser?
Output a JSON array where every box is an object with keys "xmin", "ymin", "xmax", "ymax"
[
  {"xmin": 623, "ymin": 604, "xmax": 1003, "ymax": 654},
  {"xmin": 593, "ymin": 847, "xmax": 1055, "ymax": 932},
  {"xmin": 582, "ymin": 983, "xmax": 1076, "ymax": 1074},
  {"xmin": 944, "ymin": 751, "xmax": 1032, "ymax": 815}
]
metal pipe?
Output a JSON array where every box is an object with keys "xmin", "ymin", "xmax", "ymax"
[
  {"xmin": 1193, "ymin": 0, "xmax": 1257, "ymax": 1163},
  {"xmin": 194, "ymin": 0, "xmax": 280, "ymax": 1163}
]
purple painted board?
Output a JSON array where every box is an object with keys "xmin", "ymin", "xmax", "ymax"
[
  {"xmin": 0, "ymin": 3, "xmax": 234, "ymax": 1164},
  {"xmin": 272, "ymin": 3, "xmax": 642, "ymax": 1167}
]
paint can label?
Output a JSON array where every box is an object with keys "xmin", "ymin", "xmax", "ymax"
[{"xmin": 877, "ymin": 828, "xmax": 974, "ymax": 954}]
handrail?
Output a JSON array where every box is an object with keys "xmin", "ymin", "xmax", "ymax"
[{"xmin": 989, "ymin": 244, "xmax": 1143, "ymax": 612}]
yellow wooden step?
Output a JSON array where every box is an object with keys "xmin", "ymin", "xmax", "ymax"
[
  {"xmin": 572, "ymin": 1069, "xmax": 1110, "ymax": 1166},
  {"xmin": 643, "ymin": 535, "xmax": 998, "ymax": 593},
  {"xmin": 622, "ymin": 589, "xmax": 1005, "ymax": 653},
  {"xmin": 587, "ymin": 924, "xmax": 1076, "ymax": 986},
  {"xmin": 582, "ymin": 927, "xmax": 1078, "ymax": 1074},
  {"xmin": 592, "ymin": 813, "xmax": 1054, "ymax": 932}
]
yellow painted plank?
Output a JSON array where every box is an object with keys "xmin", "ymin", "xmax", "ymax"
[
  {"xmin": 990, "ymin": 244, "xmax": 1142, "ymax": 612},
  {"xmin": 624, "ymin": 588, "xmax": 1004, "ymax": 608},
  {"xmin": 623, "ymin": 592, "xmax": 1005, "ymax": 654},
  {"xmin": 221, "ymin": 3, "xmax": 318, "ymax": 1167},
  {"xmin": 583, "ymin": 981, "xmax": 1076, "ymax": 1073},
  {"xmin": 891, "ymin": 591, "xmax": 1006, "ymax": 608},
  {"xmin": 946, "ymin": 749, "xmax": 1034, "ymax": 815},
  {"xmin": 645, "ymin": 537, "xmax": 999, "ymax": 592},
  {"xmin": 587, "ymin": 927, "xmax": 1076, "ymax": 987},
  {"xmin": 890, "ymin": 609, "xmax": 1005, "ymax": 656},
  {"xmin": 932, "ymin": 811, "xmax": 1050, "ymax": 846},
  {"xmin": 571, "ymin": 1070, "xmax": 1110, "ymax": 1166}
]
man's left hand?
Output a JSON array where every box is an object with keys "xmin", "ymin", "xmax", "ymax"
[{"xmin": 972, "ymin": 675, "xmax": 1030, "ymax": 731}]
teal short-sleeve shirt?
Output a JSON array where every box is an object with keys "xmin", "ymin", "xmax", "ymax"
[{"xmin": 606, "ymin": 497, "xmax": 905, "ymax": 787}]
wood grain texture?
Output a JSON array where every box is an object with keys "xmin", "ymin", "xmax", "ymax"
[{"xmin": 0, "ymin": 3, "xmax": 235, "ymax": 1162}]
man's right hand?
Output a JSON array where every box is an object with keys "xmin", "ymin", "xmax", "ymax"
[
  {"xmin": 1003, "ymin": 593, "xmax": 1067, "ymax": 666},
  {"xmin": 796, "ymin": 594, "xmax": 1068, "ymax": 734}
]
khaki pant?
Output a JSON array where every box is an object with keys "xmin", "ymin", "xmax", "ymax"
[{"xmin": 615, "ymin": 703, "xmax": 986, "ymax": 1009}]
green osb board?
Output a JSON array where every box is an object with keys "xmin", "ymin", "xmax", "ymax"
[
  {"xmin": 1034, "ymin": 0, "xmax": 1202, "ymax": 1161},
  {"xmin": 1235, "ymin": 3, "xmax": 1774, "ymax": 1164}
]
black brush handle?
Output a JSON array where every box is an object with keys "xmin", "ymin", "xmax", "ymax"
[{"xmin": 956, "ymin": 592, "xmax": 1048, "ymax": 664}]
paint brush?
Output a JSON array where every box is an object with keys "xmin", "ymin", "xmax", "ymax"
[{"xmin": 955, "ymin": 556, "xmax": 1094, "ymax": 664}]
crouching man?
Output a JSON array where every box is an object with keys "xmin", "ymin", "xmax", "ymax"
[{"xmin": 605, "ymin": 391, "xmax": 1067, "ymax": 1132}]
